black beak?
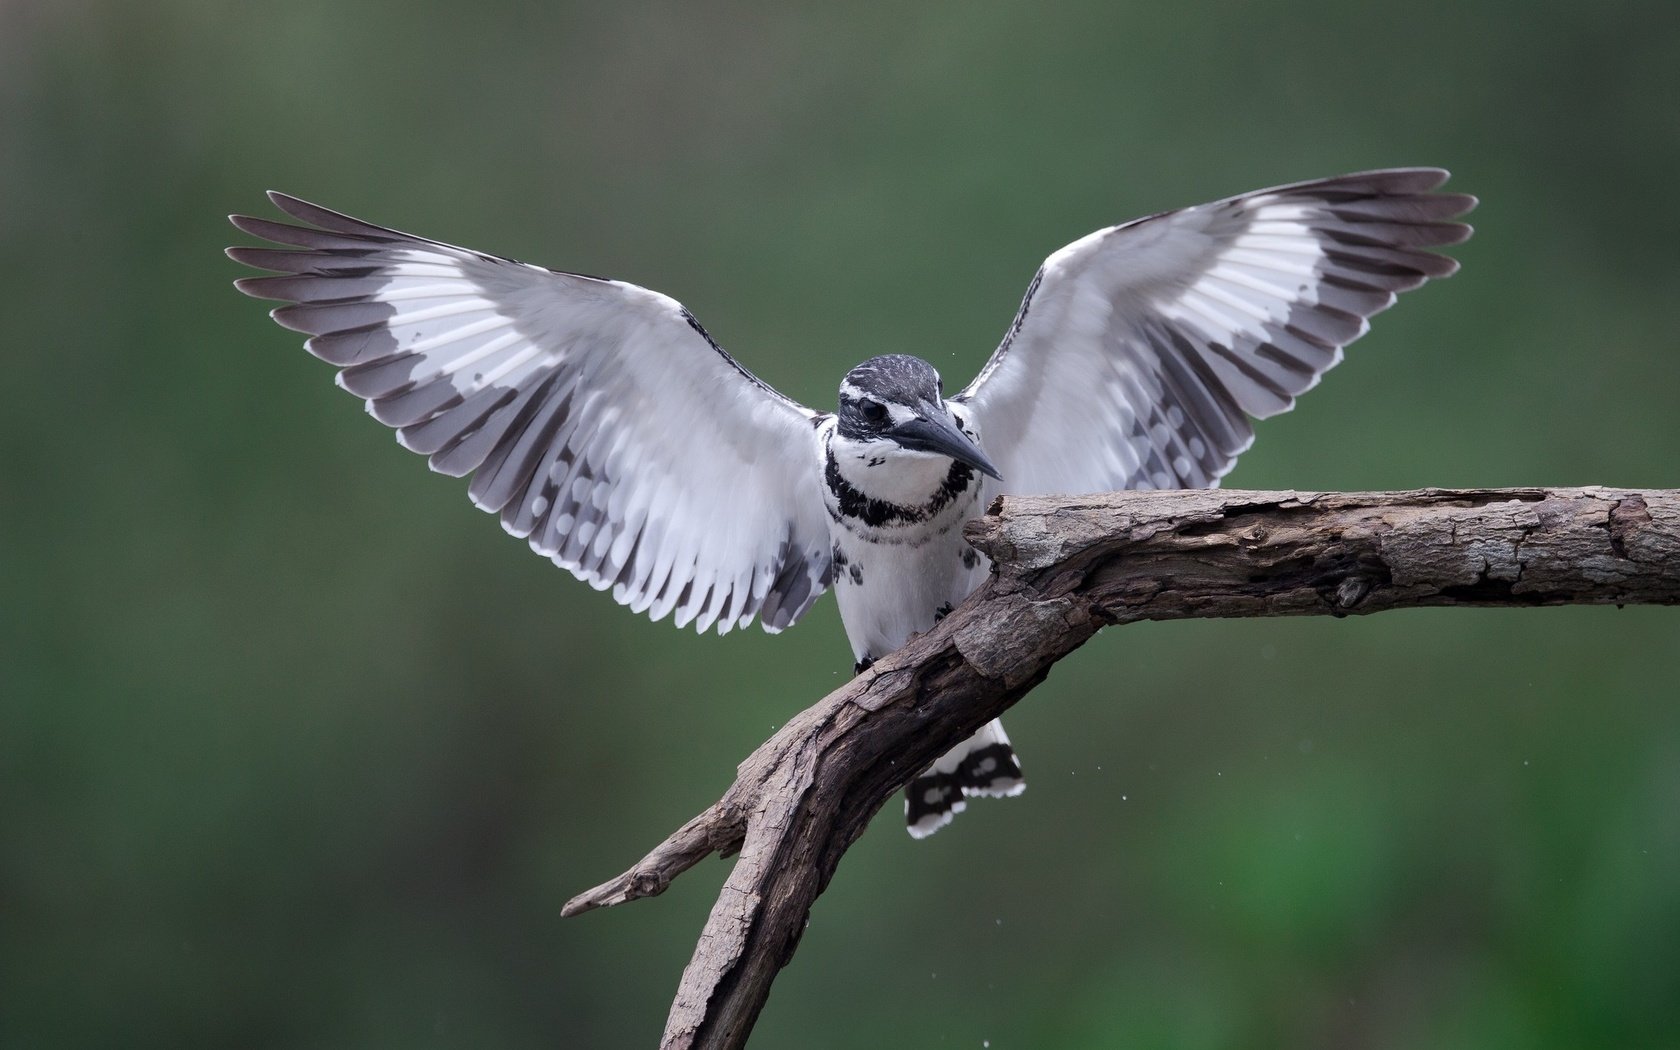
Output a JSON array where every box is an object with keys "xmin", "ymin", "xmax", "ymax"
[{"xmin": 890, "ymin": 403, "xmax": 1003, "ymax": 481}]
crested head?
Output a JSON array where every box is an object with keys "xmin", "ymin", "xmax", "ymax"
[
  {"xmin": 832, "ymin": 354, "xmax": 1001, "ymax": 482},
  {"xmin": 836, "ymin": 354, "xmax": 943, "ymax": 439}
]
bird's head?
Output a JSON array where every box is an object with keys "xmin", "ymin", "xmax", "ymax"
[{"xmin": 835, "ymin": 355, "xmax": 1001, "ymax": 481}]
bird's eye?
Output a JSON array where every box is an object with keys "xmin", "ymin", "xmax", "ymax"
[{"xmin": 860, "ymin": 400, "xmax": 887, "ymax": 422}]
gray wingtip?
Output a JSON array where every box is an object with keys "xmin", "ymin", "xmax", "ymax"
[
  {"xmin": 227, "ymin": 213, "xmax": 270, "ymax": 238},
  {"xmin": 224, "ymin": 246, "xmax": 274, "ymax": 294}
]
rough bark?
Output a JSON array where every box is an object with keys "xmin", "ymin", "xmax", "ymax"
[{"xmin": 560, "ymin": 486, "xmax": 1680, "ymax": 1050}]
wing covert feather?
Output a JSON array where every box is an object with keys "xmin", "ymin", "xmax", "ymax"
[
  {"xmin": 957, "ymin": 169, "xmax": 1474, "ymax": 494},
  {"xmin": 230, "ymin": 194, "xmax": 832, "ymax": 634}
]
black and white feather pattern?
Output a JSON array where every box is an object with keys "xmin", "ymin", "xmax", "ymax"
[
  {"xmin": 229, "ymin": 194, "xmax": 832, "ymax": 635},
  {"xmin": 957, "ymin": 168, "xmax": 1475, "ymax": 494}
]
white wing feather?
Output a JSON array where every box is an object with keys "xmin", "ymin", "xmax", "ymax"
[
  {"xmin": 957, "ymin": 168, "xmax": 1475, "ymax": 494},
  {"xmin": 230, "ymin": 194, "xmax": 831, "ymax": 635}
]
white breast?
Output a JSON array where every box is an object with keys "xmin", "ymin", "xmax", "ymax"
[
  {"xmin": 830, "ymin": 524, "xmax": 989, "ymax": 665},
  {"xmin": 821, "ymin": 419, "xmax": 991, "ymax": 666}
]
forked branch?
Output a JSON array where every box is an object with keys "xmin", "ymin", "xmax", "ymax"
[{"xmin": 562, "ymin": 487, "xmax": 1680, "ymax": 1050}]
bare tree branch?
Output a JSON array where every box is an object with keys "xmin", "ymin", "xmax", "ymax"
[{"xmin": 561, "ymin": 487, "xmax": 1680, "ymax": 1050}]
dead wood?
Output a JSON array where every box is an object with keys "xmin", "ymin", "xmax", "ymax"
[{"xmin": 560, "ymin": 486, "xmax": 1680, "ymax": 1049}]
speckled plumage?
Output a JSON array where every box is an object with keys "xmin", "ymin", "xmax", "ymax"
[{"xmin": 230, "ymin": 169, "xmax": 1472, "ymax": 837}]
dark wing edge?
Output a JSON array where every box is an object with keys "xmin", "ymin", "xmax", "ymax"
[
  {"xmin": 957, "ymin": 168, "xmax": 1475, "ymax": 493},
  {"xmin": 228, "ymin": 194, "xmax": 832, "ymax": 635}
]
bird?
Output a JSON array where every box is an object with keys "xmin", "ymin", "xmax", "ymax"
[{"xmin": 228, "ymin": 168, "xmax": 1474, "ymax": 837}]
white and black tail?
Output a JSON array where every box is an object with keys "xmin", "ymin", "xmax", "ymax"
[{"xmin": 904, "ymin": 719, "xmax": 1025, "ymax": 838}]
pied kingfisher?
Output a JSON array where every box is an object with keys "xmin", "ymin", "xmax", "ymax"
[{"xmin": 229, "ymin": 169, "xmax": 1473, "ymax": 836}]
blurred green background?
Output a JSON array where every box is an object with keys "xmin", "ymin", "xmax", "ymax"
[{"xmin": 5, "ymin": 2, "xmax": 1678, "ymax": 1047}]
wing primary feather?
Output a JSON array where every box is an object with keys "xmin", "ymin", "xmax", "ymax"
[
  {"xmin": 227, "ymin": 246, "xmax": 381, "ymax": 275},
  {"xmin": 265, "ymin": 191, "xmax": 416, "ymax": 239},
  {"xmin": 229, "ymin": 195, "xmax": 832, "ymax": 635},
  {"xmin": 959, "ymin": 168, "xmax": 1470, "ymax": 495}
]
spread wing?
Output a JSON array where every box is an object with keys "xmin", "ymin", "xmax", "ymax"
[
  {"xmin": 229, "ymin": 194, "xmax": 831, "ymax": 635},
  {"xmin": 956, "ymin": 168, "xmax": 1475, "ymax": 494}
]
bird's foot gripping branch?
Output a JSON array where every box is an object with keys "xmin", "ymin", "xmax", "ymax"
[{"xmin": 563, "ymin": 486, "xmax": 1680, "ymax": 1050}]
